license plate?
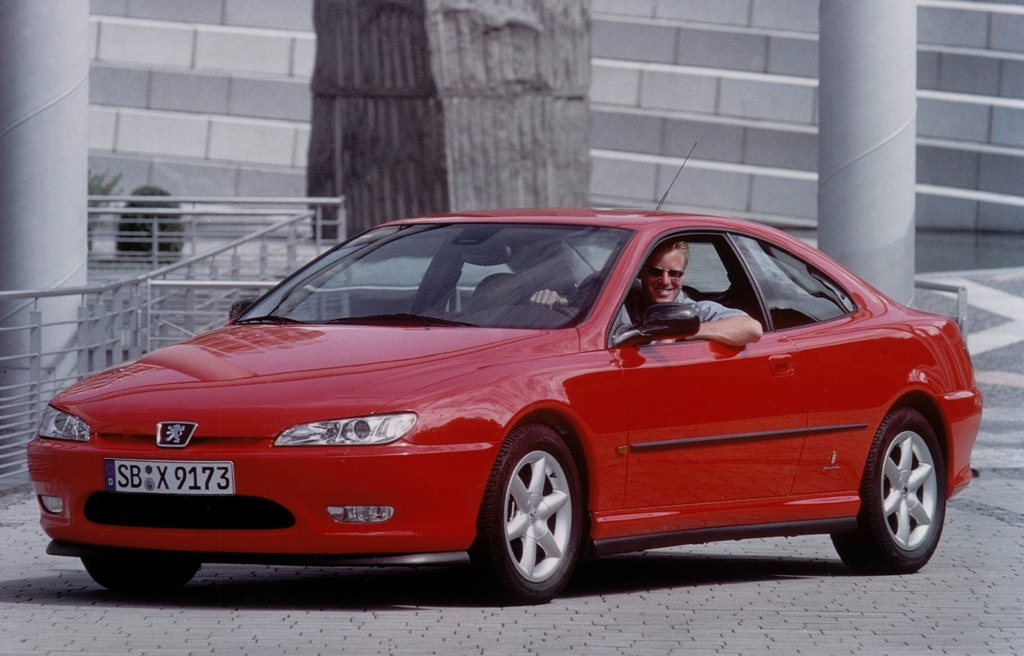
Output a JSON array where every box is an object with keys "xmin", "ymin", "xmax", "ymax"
[{"xmin": 104, "ymin": 459, "xmax": 235, "ymax": 495}]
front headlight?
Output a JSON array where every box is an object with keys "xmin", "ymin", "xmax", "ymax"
[
  {"xmin": 275, "ymin": 413, "xmax": 417, "ymax": 446},
  {"xmin": 38, "ymin": 406, "xmax": 90, "ymax": 442}
]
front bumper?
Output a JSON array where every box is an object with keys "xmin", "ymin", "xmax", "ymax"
[{"xmin": 27, "ymin": 435, "xmax": 496, "ymax": 557}]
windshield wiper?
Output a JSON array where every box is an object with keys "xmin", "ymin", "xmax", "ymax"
[
  {"xmin": 326, "ymin": 313, "xmax": 476, "ymax": 327},
  {"xmin": 235, "ymin": 314, "xmax": 308, "ymax": 325}
]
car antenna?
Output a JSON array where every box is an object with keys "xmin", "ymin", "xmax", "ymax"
[{"xmin": 655, "ymin": 142, "xmax": 697, "ymax": 211}]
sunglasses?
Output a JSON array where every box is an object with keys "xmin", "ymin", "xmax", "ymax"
[{"xmin": 643, "ymin": 266, "xmax": 684, "ymax": 279}]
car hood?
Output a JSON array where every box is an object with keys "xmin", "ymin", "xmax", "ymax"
[{"xmin": 54, "ymin": 324, "xmax": 572, "ymax": 438}]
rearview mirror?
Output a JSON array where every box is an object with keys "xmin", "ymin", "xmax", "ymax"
[{"xmin": 612, "ymin": 303, "xmax": 700, "ymax": 347}]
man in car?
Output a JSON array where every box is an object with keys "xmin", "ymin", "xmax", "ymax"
[
  {"xmin": 625, "ymin": 240, "xmax": 762, "ymax": 347},
  {"xmin": 531, "ymin": 240, "xmax": 762, "ymax": 348}
]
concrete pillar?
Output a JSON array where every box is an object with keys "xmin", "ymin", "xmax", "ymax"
[
  {"xmin": 0, "ymin": 1, "xmax": 89, "ymax": 405},
  {"xmin": 818, "ymin": 0, "xmax": 917, "ymax": 304}
]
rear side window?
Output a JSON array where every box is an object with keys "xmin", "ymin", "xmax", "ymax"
[{"xmin": 732, "ymin": 235, "xmax": 855, "ymax": 330}]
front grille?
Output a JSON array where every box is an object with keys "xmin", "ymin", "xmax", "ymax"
[{"xmin": 84, "ymin": 492, "xmax": 295, "ymax": 530}]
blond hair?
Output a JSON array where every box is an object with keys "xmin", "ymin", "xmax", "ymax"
[{"xmin": 648, "ymin": 240, "xmax": 690, "ymax": 271}]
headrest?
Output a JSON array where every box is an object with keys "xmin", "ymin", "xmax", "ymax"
[{"xmin": 463, "ymin": 242, "xmax": 511, "ymax": 266}]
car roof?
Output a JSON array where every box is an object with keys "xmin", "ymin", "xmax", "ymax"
[
  {"xmin": 382, "ymin": 207, "xmax": 872, "ymax": 299},
  {"xmin": 386, "ymin": 207, "xmax": 770, "ymax": 233}
]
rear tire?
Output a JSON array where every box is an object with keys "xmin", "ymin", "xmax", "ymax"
[
  {"xmin": 472, "ymin": 424, "xmax": 583, "ymax": 604},
  {"xmin": 832, "ymin": 408, "xmax": 946, "ymax": 573},
  {"xmin": 82, "ymin": 554, "xmax": 200, "ymax": 593}
]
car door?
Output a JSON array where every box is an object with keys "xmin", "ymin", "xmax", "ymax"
[{"xmin": 618, "ymin": 234, "xmax": 808, "ymax": 512}]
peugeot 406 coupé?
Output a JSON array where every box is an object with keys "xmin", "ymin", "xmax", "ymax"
[{"xmin": 27, "ymin": 209, "xmax": 982, "ymax": 603}]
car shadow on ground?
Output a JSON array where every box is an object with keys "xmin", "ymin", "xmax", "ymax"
[
  {"xmin": 1, "ymin": 550, "xmax": 851, "ymax": 610},
  {"xmin": 565, "ymin": 551, "xmax": 849, "ymax": 599}
]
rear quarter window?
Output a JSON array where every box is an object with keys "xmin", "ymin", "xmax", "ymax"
[{"xmin": 733, "ymin": 235, "xmax": 855, "ymax": 330}]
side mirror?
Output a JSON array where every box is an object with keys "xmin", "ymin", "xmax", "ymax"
[
  {"xmin": 228, "ymin": 297, "xmax": 258, "ymax": 322},
  {"xmin": 613, "ymin": 303, "xmax": 700, "ymax": 347}
]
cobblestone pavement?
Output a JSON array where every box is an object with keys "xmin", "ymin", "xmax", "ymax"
[{"xmin": 1, "ymin": 269, "xmax": 1021, "ymax": 656}]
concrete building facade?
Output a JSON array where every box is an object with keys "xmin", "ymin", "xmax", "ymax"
[{"xmin": 86, "ymin": 0, "xmax": 1024, "ymax": 233}]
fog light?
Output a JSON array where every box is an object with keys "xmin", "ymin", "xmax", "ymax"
[
  {"xmin": 327, "ymin": 505, "xmax": 394, "ymax": 523},
  {"xmin": 40, "ymin": 495, "xmax": 64, "ymax": 514}
]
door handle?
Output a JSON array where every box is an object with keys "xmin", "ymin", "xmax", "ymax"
[{"xmin": 769, "ymin": 354, "xmax": 795, "ymax": 376}]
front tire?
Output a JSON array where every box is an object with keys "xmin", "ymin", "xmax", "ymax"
[
  {"xmin": 832, "ymin": 408, "xmax": 946, "ymax": 573},
  {"xmin": 82, "ymin": 554, "xmax": 200, "ymax": 593},
  {"xmin": 472, "ymin": 424, "xmax": 583, "ymax": 604}
]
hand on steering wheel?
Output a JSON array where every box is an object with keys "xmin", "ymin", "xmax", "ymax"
[{"xmin": 529, "ymin": 289, "xmax": 569, "ymax": 308}]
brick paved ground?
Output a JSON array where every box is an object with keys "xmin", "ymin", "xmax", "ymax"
[
  {"xmin": 1, "ymin": 269, "xmax": 1021, "ymax": 655},
  {"xmin": 1, "ymin": 464, "xmax": 1021, "ymax": 655}
]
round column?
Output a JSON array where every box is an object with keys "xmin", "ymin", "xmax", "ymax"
[{"xmin": 818, "ymin": 0, "xmax": 917, "ymax": 304}]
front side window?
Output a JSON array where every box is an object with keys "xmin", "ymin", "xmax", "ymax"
[
  {"xmin": 611, "ymin": 232, "xmax": 768, "ymax": 341},
  {"xmin": 645, "ymin": 232, "xmax": 766, "ymax": 325},
  {"xmin": 732, "ymin": 235, "xmax": 855, "ymax": 330},
  {"xmin": 241, "ymin": 223, "xmax": 631, "ymax": 329}
]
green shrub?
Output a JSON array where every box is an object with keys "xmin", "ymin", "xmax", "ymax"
[{"xmin": 116, "ymin": 185, "xmax": 183, "ymax": 262}]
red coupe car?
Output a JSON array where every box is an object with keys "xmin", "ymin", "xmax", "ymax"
[{"xmin": 27, "ymin": 209, "xmax": 982, "ymax": 604}]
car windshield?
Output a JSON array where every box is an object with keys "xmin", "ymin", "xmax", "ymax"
[{"xmin": 242, "ymin": 223, "xmax": 632, "ymax": 329}]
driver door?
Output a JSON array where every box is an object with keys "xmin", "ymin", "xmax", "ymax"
[
  {"xmin": 618, "ymin": 234, "xmax": 808, "ymax": 518},
  {"xmin": 620, "ymin": 334, "xmax": 806, "ymax": 509}
]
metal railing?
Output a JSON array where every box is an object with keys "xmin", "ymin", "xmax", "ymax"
[
  {"xmin": 915, "ymin": 279, "xmax": 969, "ymax": 335},
  {"xmin": 0, "ymin": 196, "xmax": 344, "ymax": 485},
  {"xmin": 87, "ymin": 195, "xmax": 343, "ymax": 272}
]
